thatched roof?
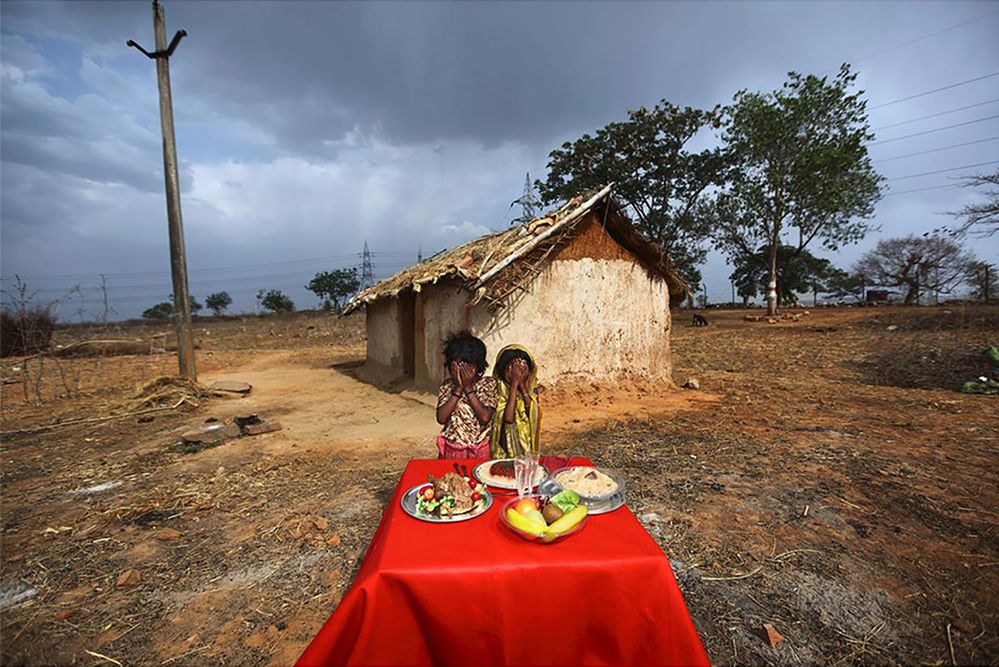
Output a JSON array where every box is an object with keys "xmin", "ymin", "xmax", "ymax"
[{"xmin": 343, "ymin": 184, "xmax": 689, "ymax": 314}]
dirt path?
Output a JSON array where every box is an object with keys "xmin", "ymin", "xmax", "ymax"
[{"xmin": 200, "ymin": 350, "xmax": 439, "ymax": 454}]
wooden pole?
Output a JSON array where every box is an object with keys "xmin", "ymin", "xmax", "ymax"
[{"xmin": 130, "ymin": 1, "xmax": 195, "ymax": 379}]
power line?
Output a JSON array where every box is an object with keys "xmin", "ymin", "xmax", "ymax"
[
  {"xmin": 883, "ymin": 183, "xmax": 962, "ymax": 197},
  {"xmin": 886, "ymin": 159, "xmax": 999, "ymax": 181},
  {"xmin": 873, "ymin": 136, "xmax": 999, "ymax": 163},
  {"xmin": 0, "ymin": 252, "xmax": 415, "ymax": 281},
  {"xmin": 843, "ymin": 9, "xmax": 999, "ymax": 70},
  {"xmin": 869, "ymin": 114, "xmax": 999, "ymax": 146},
  {"xmin": 869, "ymin": 71, "xmax": 999, "ymax": 110},
  {"xmin": 872, "ymin": 98, "xmax": 999, "ymax": 131}
]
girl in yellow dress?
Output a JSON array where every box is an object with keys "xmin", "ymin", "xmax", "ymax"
[{"xmin": 490, "ymin": 345, "xmax": 540, "ymax": 458}]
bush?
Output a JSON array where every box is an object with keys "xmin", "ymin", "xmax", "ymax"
[
  {"xmin": 1, "ymin": 307, "xmax": 55, "ymax": 357},
  {"xmin": 143, "ymin": 302, "xmax": 175, "ymax": 320},
  {"xmin": 257, "ymin": 289, "xmax": 295, "ymax": 314}
]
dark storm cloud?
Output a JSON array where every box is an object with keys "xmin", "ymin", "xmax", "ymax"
[{"xmin": 2, "ymin": 0, "xmax": 998, "ymax": 317}]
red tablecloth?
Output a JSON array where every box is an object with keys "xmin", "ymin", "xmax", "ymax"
[{"xmin": 297, "ymin": 459, "xmax": 709, "ymax": 666}]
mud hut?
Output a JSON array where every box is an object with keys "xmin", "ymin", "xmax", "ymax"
[{"xmin": 343, "ymin": 185, "xmax": 689, "ymax": 391}]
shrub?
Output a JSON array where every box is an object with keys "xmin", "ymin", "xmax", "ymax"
[{"xmin": 1, "ymin": 307, "xmax": 56, "ymax": 357}]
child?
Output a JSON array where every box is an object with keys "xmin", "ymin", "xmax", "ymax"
[
  {"xmin": 490, "ymin": 345, "xmax": 540, "ymax": 458},
  {"xmin": 435, "ymin": 331, "xmax": 498, "ymax": 459}
]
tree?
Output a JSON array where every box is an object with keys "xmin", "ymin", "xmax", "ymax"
[
  {"xmin": 949, "ymin": 169, "xmax": 999, "ymax": 237},
  {"xmin": 713, "ymin": 64, "xmax": 883, "ymax": 316},
  {"xmin": 143, "ymin": 302, "xmax": 174, "ymax": 319},
  {"xmin": 167, "ymin": 294, "xmax": 202, "ymax": 316},
  {"xmin": 205, "ymin": 291, "xmax": 233, "ymax": 316},
  {"xmin": 256, "ymin": 289, "xmax": 295, "ymax": 313},
  {"xmin": 728, "ymin": 244, "xmax": 836, "ymax": 306},
  {"xmin": 965, "ymin": 260, "xmax": 998, "ymax": 303},
  {"xmin": 823, "ymin": 268, "xmax": 866, "ymax": 302},
  {"xmin": 306, "ymin": 269, "xmax": 360, "ymax": 311},
  {"xmin": 537, "ymin": 101, "xmax": 725, "ymax": 285},
  {"xmin": 854, "ymin": 235, "xmax": 973, "ymax": 304}
]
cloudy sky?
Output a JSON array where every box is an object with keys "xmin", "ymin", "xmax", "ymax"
[{"xmin": 2, "ymin": 0, "xmax": 997, "ymax": 319}]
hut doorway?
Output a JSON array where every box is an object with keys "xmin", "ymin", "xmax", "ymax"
[{"xmin": 399, "ymin": 292, "xmax": 416, "ymax": 378}]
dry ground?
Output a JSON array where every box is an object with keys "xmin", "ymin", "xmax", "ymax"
[{"xmin": 1, "ymin": 306, "xmax": 996, "ymax": 666}]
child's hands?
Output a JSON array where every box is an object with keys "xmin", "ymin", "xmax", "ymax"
[
  {"xmin": 449, "ymin": 360, "xmax": 464, "ymax": 394},
  {"xmin": 510, "ymin": 358, "xmax": 528, "ymax": 387},
  {"xmin": 459, "ymin": 361, "xmax": 477, "ymax": 393}
]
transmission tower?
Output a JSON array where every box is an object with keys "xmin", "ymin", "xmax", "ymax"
[
  {"xmin": 510, "ymin": 172, "xmax": 541, "ymax": 225},
  {"xmin": 361, "ymin": 241, "xmax": 374, "ymax": 288},
  {"xmin": 417, "ymin": 245, "xmax": 423, "ymax": 263}
]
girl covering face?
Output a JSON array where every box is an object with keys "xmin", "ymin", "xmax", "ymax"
[
  {"xmin": 490, "ymin": 345, "xmax": 540, "ymax": 458},
  {"xmin": 435, "ymin": 331, "xmax": 498, "ymax": 459}
]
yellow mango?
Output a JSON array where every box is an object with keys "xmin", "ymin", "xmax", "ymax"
[{"xmin": 506, "ymin": 508, "xmax": 547, "ymax": 537}]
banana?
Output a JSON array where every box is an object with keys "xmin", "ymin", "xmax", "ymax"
[{"xmin": 543, "ymin": 505, "xmax": 588, "ymax": 541}]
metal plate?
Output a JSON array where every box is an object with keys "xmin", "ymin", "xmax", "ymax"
[
  {"xmin": 473, "ymin": 459, "xmax": 548, "ymax": 490},
  {"xmin": 400, "ymin": 484, "xmax": 493, "ymax": 523},
  {"xmin": 538, "ymin": 478, "xmax": 626, "ymax": 515}
]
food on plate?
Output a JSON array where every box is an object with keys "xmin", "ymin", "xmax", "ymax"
[
  {"xmin": 503, "ymin": 492, "xmax": 588, "ymax": 542},
  {"xmin": 475, "ymin": 458, "xmax": 547, "ymax": 489},
  {"xmin": 554, "ymin": 467, "xmax": 618, "ymax": 498},
  {"xmin": 416, "ymin": 472, "xmax": 485, "ymax": 517},
  {"xmin": 489, "ymin": 460, "xmax": 515, "ymax": 480}
]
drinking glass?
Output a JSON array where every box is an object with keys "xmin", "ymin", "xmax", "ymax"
[{"xmin": 514, "ymin": 455, "xmax": 539, "ymax": 499}]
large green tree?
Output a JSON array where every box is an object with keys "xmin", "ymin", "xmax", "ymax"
[
  {"xmin": 537, "ymin": 101, "xmax": 725, "ymax": 285},
  {"xmin": 306, "ymin": 268, "xmax": 360, "ymax": 311},
  {"xmin": 713, "ymin": 64, "xmax": 883, "ymax": 315}
]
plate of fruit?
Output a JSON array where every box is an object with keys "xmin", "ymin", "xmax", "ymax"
[
  {"xmin": 473, "ymin": 458, "xmax": 548, "ymax": 490},
  {"xmin": 401, "ymin": 472, "xmax": 492, "ymax": 522},
  {"xmin": 499, "ymin": 490, "xmax": 588, "ymax": 544}
]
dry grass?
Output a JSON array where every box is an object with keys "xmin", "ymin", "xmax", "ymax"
[{"xmin": 1, "ymin": 306, "xmax": 996, "ymax": 666}]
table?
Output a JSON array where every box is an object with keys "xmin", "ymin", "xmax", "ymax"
[{"xmin": 297, "ymin": 459, "xmax": 709, "ymax": 666}]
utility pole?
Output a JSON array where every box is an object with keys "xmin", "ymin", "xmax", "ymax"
[
  {"xmin": 361, "ymin": 242, "xmax": 374, "ymax": 289},
  {"xmin": 986, "ymin": 265, "xmax": 991, "ymax": 304},
  {"xmin": 730, "ymin": 280, "xmax": 735, "ymax": 305},
  {"xmin": 128, "ymin": 1, "xmax": 195, "ymax": 380}
]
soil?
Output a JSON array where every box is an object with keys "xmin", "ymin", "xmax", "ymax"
[{"xmin": 1, "ymin": 306, "xmax": 996, "ymax": 666}]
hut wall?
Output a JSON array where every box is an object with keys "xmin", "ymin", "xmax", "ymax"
[
  {"xmin": 414, "ymin": 281, "xmax": 469, "ymax": 390},
  {"xmin": 365, "ymin": 298, "xmax": 405, "ymax": 377},
  {"xmin": 471, "ymin": 218, "xmax": 673, "ymax": 386}
]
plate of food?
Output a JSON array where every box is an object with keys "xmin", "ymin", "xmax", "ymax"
[
  {"xmin": 401, "ymin": 472, "xmax": 492, "ymax": 522},
  {"xmin": 473, "ymin": 458, "xmax": 548, "ymax": 490},
  {"xmin": 538, "ymin": 466, "xmax": 626, "ymax": 514}
]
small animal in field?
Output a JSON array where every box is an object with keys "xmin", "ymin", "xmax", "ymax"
[{"xmin": 692, "ymin": 313, "xmax": 709, "ymax": 327}]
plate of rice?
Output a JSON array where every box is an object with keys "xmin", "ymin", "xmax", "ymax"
[{"xmin": 551, "ymin": 466, "xmax": 624, "ymax": 500}]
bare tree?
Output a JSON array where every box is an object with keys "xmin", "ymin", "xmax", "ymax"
[
  {"xmin": 854, "ymin": 236, "xmax": 973, "ymax": 304},
  {"xmin": 949, "ymin": 169, "xmax": 999, "ymax": 237}
]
